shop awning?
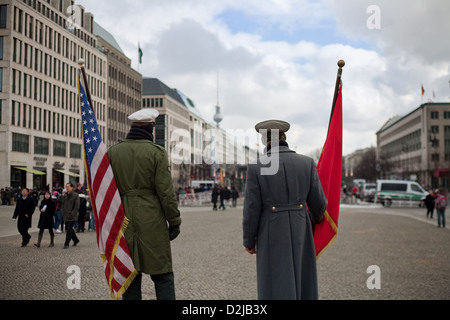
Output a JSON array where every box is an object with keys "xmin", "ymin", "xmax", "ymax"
[
  {"xmin": 434, "ymin": 168, "xmax": 450, "ymax": 178},
  {"xmin": 14, "ymin": 167, "xmax": 46, "ymax": 176},
  {"xmin": 54, "ymin": 169, "xmax": 80, "ymax": 178}
]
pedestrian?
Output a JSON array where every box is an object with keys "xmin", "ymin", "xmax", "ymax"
[
  {"xmin": 211, "ymin": 185, "xmax": 219, "ymax": 211},
  {"xmin": 76, "ymin": 192, "xmax": 87, "ymax": 233},
  {"xmin": 61, "ymin": 183, "xmax": 80, "ymax": 249},
  {"xmin": 243, "ymin": 120, "xmax": 327, "ymax": 300},
  {"xmin": 219, "ymin": 185, "xmax": 226, "ymax": 210},
  {"xmin": 87, "ymin": 197, "xmax": 95, "ymax": 232},
  {"xmin": 34, "ymin": 191, "xmax": 56, "ymax": 248},
  {"xmin": 435, "ymin": 189, "xmax": 447, "ymax": 228},
  {"xmin": 53, "ymin": 191, "xmax": 63, "ymax": 233},
  {"xmin": 424, "ymin": 189, "xmax": 435, "ymax": 219},
  {"xmin": 351, "ymin": 185, "xmax": 358, "ymax": 204},
  {"xmin": 5, "ymin": 187, "xmax": 11, "ymax": 206},
  {"xmin": 12, "ymin": 188, "xmax": 36, "ymax": 247},
  {"xmin": 107, "ymin": 108, "xmax": 182, "ymax": 300},
  {"xmin": 231, "ymin": 186, "xmax": 239, "ymax": 208},
  {"xmin": 1, "ymin": 188, "xmax": 5, "ymax": 205}
]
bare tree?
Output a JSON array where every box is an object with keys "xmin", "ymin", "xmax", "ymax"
[{"xmin": 353, "ymin": 147, "xmax": 377, "ymax": 182}]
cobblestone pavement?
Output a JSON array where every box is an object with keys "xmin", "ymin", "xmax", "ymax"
[{"xmin": 0, "ymin": 204, "xmax": 449, "ymax": 300}]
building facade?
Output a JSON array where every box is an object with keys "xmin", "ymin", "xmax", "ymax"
[
  {"xmin": 0, "ymin": 0, "xmax": 138, "ymax": 190},
  {"xmin": 142, "ymin": 77, "xmax": 251, "ymax": 191},
  {"xmin": 376, "ymin": 103, "xmax": 450, "ymax": 188},
  {"xmin": 142, "ymin": 77, "xmax": 203, "ymax": 190},
  {"xmin": 94, "ymin": 22, "xmax": 141, "ymax": 149}
]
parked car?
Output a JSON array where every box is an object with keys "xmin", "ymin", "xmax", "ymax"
[
  {"xmin": 361, "ymin": 183, "xmax": 377, "ymax": 202},
  {"xmin": 376, "ymin": 180, "xmax": 428, "ymax": 207}
]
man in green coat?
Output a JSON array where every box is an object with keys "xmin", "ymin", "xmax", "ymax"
[{"xmin": 107, "ymin": 108, "xmax": 182, "ymax": 300}]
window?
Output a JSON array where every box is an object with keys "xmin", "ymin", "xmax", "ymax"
[
  {"xmin": 53, "ymin": 140, "xmax": 66, "ymax": 157},
  {"xmin": 0, "ymin": 36, "xmax": 3, "ymax": 59},
  {"xmin": 70, "ymin": 143, "xmax": 81, "ymax": 159},
  {"xmin": 431, "ymin": 111, "xmax": 439, "ymax": 119},
  {"xmin": 34, "ymin": 137, "xmax": 49, "ymax": 155},
  {"xmin": 431, "ymin": 126, "xmax": 439, "ymax": 134},
  {"xmin": 381, "ymin": 183, "xmax": 407, "ymax": 192},
  {"xmin": 0, "ymin": 5, "xmax": 7, "ymax": 29},
  {"xmin": 12, "ymin": 133, "xmax": 30, "ymax": 153}
]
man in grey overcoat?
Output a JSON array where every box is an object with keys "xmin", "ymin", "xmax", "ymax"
[{"xmin": 243, "ymin": 120, "xmax": 327, "ymax": 300}]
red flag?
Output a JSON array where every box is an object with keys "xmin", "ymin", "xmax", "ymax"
[
  {"xmin": 79, "ymin": 78, "xmax": 137, "ymax": 299},
  {"xmin": 314, "ymin": 83, "xmax": 343, "ymax": 258}
]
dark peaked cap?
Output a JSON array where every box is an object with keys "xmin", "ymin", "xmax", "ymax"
[{"xmin": 255, "ymin": 120, "xmax": 291, "ymax": 133}]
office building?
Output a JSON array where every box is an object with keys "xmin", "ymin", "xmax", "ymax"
[
  {"xmin": 376, "ymin": 102, "xmax": 450, "ymax": 188},
  {"xmin": 0, "ymin": 0, "xmax": 140, "ymax": 190}
]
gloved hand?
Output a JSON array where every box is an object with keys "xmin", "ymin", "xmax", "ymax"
[{"xmin": 168, "ymin": 224, "xmax": 180, "ymax": 241}]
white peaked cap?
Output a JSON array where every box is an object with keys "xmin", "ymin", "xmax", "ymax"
[{"xmin": 128, "ymin": 108, "xmax": 160, "ymax": 123}]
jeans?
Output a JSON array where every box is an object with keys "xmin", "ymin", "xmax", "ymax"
[
  {"xmin": 436, "ymin": 209, "xmax": 446, "ymax": 228},
  {"xmin": 54, "ymin": 209, "xmax": 62, "ymax": 229},
  {"xmin": 88, "ymin": 212, "xmax": 95, "ymax": 231},
  {"xmin": 122, "ymin": 272, "xmax": 175, "ymax": 300}
]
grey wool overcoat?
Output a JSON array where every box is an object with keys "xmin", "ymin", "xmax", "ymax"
[{"xmin": 243, "ymin": 146, "xmax": 327, "ymax": 300}]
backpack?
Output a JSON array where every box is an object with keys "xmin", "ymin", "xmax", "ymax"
[{"xmin": 436, "ymin": 195, "xmax": 447, "ymax": 210}]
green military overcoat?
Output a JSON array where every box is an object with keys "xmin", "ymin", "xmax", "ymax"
[{"xmin": 107, "ymin": 139, "xmax": 181, "ymax": 276}]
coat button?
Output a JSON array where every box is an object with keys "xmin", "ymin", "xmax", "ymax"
[
  {"xmin": 272, "ymin": 207, "xmax": 276, "ymax": 211},
  {"xmin": 299, "ymin": 204, "xmax": 304, "ymax": 209}
]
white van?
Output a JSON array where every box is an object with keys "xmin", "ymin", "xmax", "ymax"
[{"xmin": 376, "ymin": 180, "xmax": 428, "ymax": 207}]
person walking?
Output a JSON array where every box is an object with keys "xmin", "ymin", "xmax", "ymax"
[
  {"xmin": 107, "ymin": 109, "xmax": 182, "ymax": 300},
  {"xmin": 61, "ymin": 183, "xmax": 80, "ymax": 249},
  {"xmin": 35, "ymin": 191, "xmax": 56, "ymax": 248},
  {"xmin": 12, "ymin": 188, "xmax": 36, "ymax": 247},
  {"xmin": 231, "ymin": 186, "xmax": 239, "ymax": 208},
  {"xmin": 219, "ymin": 186, "xmax": 226, "ymax": 210},
  {"xmin": 435, "ymin": 189, "xmax": 447, "ymax": 228},
  {"xmin": 243, "ymin": 120, "xmax": 327, "ymax": 300},
  {"xmin": 424, "ymin": 189, "xmax": 436, "ymax": 219},
  {"xmin": 53, "ymin": 191, "xmax": 63, "ymax": 234},
  {"xmin": 211, "ymin": 185, "xmax": 219, "ymax": 211},
  {"xmin": 76, "ymin": 191, "xmax": 87, "ymax": 233}
]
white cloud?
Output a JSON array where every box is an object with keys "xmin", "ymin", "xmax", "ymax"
[{"xmin": 75, "ymin": 0, "xmax": 450, "ymax": 156}]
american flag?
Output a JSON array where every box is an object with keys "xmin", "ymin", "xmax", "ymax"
[{"xmin": 79, "ymin": 79, "xmax": 137, "ymax": 299}]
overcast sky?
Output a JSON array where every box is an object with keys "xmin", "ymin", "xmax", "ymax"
[{"xmin": 75, "ymin": 0, "xmax": 450, "ymax": 156}]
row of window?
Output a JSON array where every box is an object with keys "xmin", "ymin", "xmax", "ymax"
[
  {"xmin": 10, "ymin": 100, "xmax": 106, "ymax": 140},
  {"xmin": 143, "ymin": 98, "xmax": 164, "ymax": 108},
  {"xmin": 11, "ymin": 36, "xmax": 106, "ymax": 101},
  {"xmin": 10, "ymin": 68, "xmax": 106, "ymax": 123},
  {"xmin": 13, "ymin": 1, "xmax": 99, "ymax": 67},
  {"xmin": 430, "ymin": 111, "xmax": 450, "ymax": 120},
  {"xmin": 382, "ymin": 127, "xmax": 450, "ymax": 157},
  {"xmin": 381, "ymin": 129, "xmax": 422, "ymax": 156},
  {"xmin": 108, "ymin": 85, "xmax": 141, "ymax": 109},
  {"xmin": 108, "ymin": 65, "xmax": 141, "ymax": 94},
  {"xmin": 12, "ymin": 132, "xmax": 82, "ymax": 159}
]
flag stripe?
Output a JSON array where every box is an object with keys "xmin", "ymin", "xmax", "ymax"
[
  {"xmin": 79, "ymin": 78, "xmax": 137, "ymax": 300},
  {"xmin": 314, "ymin": 83, "xmax": 343, "ymax": 258}
]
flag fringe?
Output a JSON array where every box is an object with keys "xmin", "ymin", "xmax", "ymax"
[
  {"xmin": 316, "ymin": 211, "xmax": 338, "ymax": 260},
  {"xmin": 108, "ymin": 216, "xmax": 138, "ymax": 300}
]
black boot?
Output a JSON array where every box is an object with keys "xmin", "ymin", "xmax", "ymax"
[
  {"xmin": 49, "ymin": 234, "xmax": 55, "ymax": 248},
  {"xmin": 34, "ymin": 233, "xmax": 43, "ymax": 248}
]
